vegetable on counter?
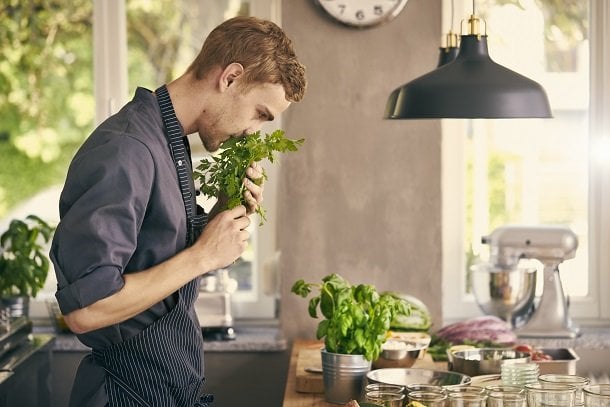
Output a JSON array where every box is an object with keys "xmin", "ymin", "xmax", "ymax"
[
  {"xmin": 513, "ymin": 344, "xmax": 553, "ymax": 361},
  {"xmin": 435, "ymin": 316, "xmax": 516, "ymax": 344},
  {"xmin": 193, "ymin": 129, "xmax": 304, "ymax": 225},
  {"xmin": 389, "ymin": 294, "xmax": 432, "ymax": 332},
  {"xmin": 427, "ymin": 316, "xmax": 516, "ymax": 362},
  {"xmin": 427, "ymin": 337, "xmax": 507, "ymax": 362}
]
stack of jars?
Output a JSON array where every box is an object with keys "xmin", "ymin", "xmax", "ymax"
[{"xmin": 367, "ymin": 374, "xmax": 610, "ymax": 406}]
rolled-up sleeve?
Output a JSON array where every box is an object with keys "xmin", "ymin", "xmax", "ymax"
[{"xmin": 51, "ymin": 134, "xmax": 155, "ymax": 315}]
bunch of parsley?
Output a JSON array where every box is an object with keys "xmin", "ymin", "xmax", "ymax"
[
  {"xmin": 193, "ymin": 129, "xmax": 304, "ymax": 224},
  {"xmin": 291, "ymin": 273, "xmax": 410, "ymax": 361}
]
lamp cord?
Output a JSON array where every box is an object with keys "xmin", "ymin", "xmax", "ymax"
[
  {"xmin": 451, "ymin": 0, "xmax": 455, "ymax": 31},
  {"xmin": 472, "ymin": 0, "xmax": 476, "ymax": 15}
]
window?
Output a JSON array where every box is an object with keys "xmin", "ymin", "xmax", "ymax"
[
  {"xmin": 1, "ymin": 0, "xmax": 281, "ymax": 320},
  {"xmin": 442, "ymin": 0, "xmax": 610, "ymax": 325},
  {"xmin": 0, "ymin": 1, "xmax": 95, "ymax": 317}
]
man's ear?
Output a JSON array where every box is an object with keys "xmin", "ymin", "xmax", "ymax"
[{"xmin": 219, "ymin": 63, "xmax": 244, "ymax": 92}]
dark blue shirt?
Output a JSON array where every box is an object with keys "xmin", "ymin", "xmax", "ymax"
[{"xmin": 51, "ymin": 87, "xmax": 197, "ymax": 349}]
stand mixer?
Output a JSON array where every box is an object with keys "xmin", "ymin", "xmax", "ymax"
[
  {"xmin": 472, "ymin": 225, "xmax": 580, "ymax": 338},
  {"xmin": 194, "ymin": 268, "xmax": 238, "ymax": 340}
]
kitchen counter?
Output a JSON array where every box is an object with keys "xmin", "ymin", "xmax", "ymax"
[
  {"xmin": 282, "ymin": 339, "xmax": 445, "ymax": 407},
  {"xmin": 34, "ymin": 322, "xmax": 286, "ymax": 353},
  {"xmin": 282, "ymin": 331, "xmax": 610, "ymax": 406},
  {"xmin": 517, "ymin": 326, "xmax": 610, "ymax": 350}
]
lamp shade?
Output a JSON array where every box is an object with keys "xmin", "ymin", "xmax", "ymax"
[
  {"xmin": 437, "ymin": 46, "xmax": 459, "ymax": 67},
  {"xmin": 384, "ymin": 34, "xmax": 552, "ymax": 119}
]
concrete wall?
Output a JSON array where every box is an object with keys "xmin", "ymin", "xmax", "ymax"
[{"xmin": 278, "ymin": 0, "xmax": 443, "ymax": 341}]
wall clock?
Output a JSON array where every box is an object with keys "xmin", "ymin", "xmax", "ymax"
[{"xmin": 313, "ymin": 0, "xmax": 409, "ymax": 29}]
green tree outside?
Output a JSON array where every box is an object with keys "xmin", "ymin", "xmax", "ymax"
[{"xmin": 0, "ymin": 1, "xmax": 94, "ymax": 216}]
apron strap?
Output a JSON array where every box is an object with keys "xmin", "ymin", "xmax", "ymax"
[{"xmin": 155, "ymin": 84, "xmax": 206, "ymax": 246}]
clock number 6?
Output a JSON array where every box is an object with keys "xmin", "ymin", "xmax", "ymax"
[{"xmin": 355, "ymin": 9, "xmax": 364, "ymax": 20}]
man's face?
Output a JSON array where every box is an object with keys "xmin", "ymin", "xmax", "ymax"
[{"xmin": 196, "ymin": 81, "xmax": 290, "ymax": 152}]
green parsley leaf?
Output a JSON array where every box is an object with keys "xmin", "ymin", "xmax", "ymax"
[{"xmin": 193, "ymin": 129, "xmax": 304, "ymax": 225}]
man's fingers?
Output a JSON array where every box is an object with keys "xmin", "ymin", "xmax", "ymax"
[{"xmin": 237, "ymin": 214, "xmax": 250, "ymax": 231}]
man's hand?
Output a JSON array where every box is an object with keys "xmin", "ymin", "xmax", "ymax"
[
  {"xmin": 194, "ymin": 205, "xmax": 250, "ymax": 270},
  {"xmin": 243, "ymin": 162, "xmax": 264, "ymax": 215}
]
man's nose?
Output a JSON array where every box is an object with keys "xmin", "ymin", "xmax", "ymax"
[{"xmin": 250, "ymin": 123, "xmax": 264, "ymax": 134}]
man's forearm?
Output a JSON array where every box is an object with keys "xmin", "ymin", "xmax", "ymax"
[{"xmin": 63, "ymin": 246, "xmax": 210, "ymax": 334}]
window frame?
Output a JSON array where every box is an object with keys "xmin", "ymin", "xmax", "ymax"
[{"xmin": 441, "ymin": 0, "xmax": 610, "ymax": 326}]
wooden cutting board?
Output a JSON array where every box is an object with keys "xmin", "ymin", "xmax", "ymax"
[
  {"xmin": 294, "ymin": 344, "xmax": 441, "ymax": 394},
  {"xmin": 295, "ymin": 344, "xmax": 325, "ymax": 393}
]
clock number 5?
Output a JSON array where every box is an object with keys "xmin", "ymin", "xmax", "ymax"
[{"xmin": 314, "ymin": 0, "xmax": 409, "ymax": 29}]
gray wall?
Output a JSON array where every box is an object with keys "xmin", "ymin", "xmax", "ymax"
[{"xmin": 278, "ymin": 0, "xmax": 443, "ymax": 340}]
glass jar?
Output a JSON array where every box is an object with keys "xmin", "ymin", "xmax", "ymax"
[
  {"xmin": 487, "ymin": 391, "xmax": 527, "ymax": 407},
  {"xmin": 583, "ymin": 384, "xmax": 610, "ymax": 407},
  {"xmin": 485, "ymin": 385, "xmax": 525, "ymax": 395},
  {"xmin": 447, "ymin": 392, "xmax": 487, "ymax": 407},
  {"xmin": 408, "ymin": 390, "xmax": 448, "ymax": 407},
  {"xmin": 364, "ymin": 390, "xmax": 405, "ymax": 407},
  {"xmin": 365, "ymin": 383, "xmax": 405, "ymax": 394},
  {"xmin": 407, "ymin": 383, "xmax": 445, "ymax": 394},
  {"xmin": 526, "ymin": 382, "xmax": 577, "ymax": 407},
  {"xmin": 445, "ymin": 385, "xmax": 486, "ymax": 395},
  {"xmin": 539, "ymin": 374, "xmax": 590, "ymax": 406}
]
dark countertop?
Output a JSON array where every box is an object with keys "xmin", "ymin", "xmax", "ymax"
[
  {"xmin": 34, "ymin": 318, "xmax": 609, "ymax": 353},
  {"xmin": 34, "ymin": 320, "xmax": 286, "ymax": 353},
  {"xmin": 517, "ymin": 326, "xmax": 610, "ymax": 350}
]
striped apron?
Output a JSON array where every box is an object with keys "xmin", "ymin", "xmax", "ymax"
[{"xmin": 91, "ymin": 85, "xmax": 211, "ymax": 406}]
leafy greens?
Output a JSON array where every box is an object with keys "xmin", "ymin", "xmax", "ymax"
[
  {"xmin": 193, "ymin": 129, "xmax": 304, "ymax": 224},
  {"xmin": 291, "ymin": 273, "xmax": 410, "ymax": 361}
]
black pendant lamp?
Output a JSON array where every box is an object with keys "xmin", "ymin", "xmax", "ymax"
[
  {"xmin": 437, "ymin": 32, "xmax": 459, "ymax": 67},
  {"xmin": 437, "ymin": 0, "xmax": 459, "ymax": 68},
  {"xmin": 384, "ymin": 2, "xmax": 552, "ymax": 119},
  {"xmin": 385, "ymin": 9, "xmax": 459, "ymax": 119}
]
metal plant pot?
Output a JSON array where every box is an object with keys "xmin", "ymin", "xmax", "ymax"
[
  {"xmin": 0, "ymin": 295, "xmax": 30, "ymax": 318},
  {"xmin": 321, "ymin": 348, "xmax": 372, "ymax": 404}
]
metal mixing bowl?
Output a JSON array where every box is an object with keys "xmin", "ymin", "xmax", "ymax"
[
  {"xmin": 367, "ymin": 367, "xmax": 471, "ymax": 388},
  {"xmin": 450, "ymin": 348, "xmax": 531, "ymax": 376},
  {"xmin": 471, "ymin": 263, "xmax": 537, "ymax": 327},
  {"xmin": 372, "ymin": 341, "xmax": 428, "ymax": 369}
]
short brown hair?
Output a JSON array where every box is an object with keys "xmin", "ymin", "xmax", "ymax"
[{"xmin": 188, "ymin": 16, "xmax": 306, "ymax": 102}]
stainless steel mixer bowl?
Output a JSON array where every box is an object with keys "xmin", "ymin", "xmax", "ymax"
[{"xmin": 471, "ymin": 263, "xmax": 537, "ymax": 327}]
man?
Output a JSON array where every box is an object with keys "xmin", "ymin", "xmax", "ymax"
[{"xmin": 50, "ymin": 16, "xmax": 306, "ymax": 406}]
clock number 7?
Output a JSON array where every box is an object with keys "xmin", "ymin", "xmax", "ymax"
[{"xmin": 337, "ymin": 4, "xmax": 346, "ymax": 15}]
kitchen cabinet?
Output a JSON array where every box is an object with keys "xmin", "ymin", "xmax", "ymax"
[
  {"xmin": 0, "ymin": 334, "xmax": 54, "ymax": 407},
  {"xmin": 49, "ymin": 348, "xmax": 290, "ymax": 407},
  {"xmin": 46, "ymin": 325, "xmax": 289, "ymax": 406},
  {"xmin": 204, "ymin": 349, "xmax": 290, "ymax": 405},
  {"xmin": 50, "ymin": 350, "xmax": 88, "ymax": 407}
]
